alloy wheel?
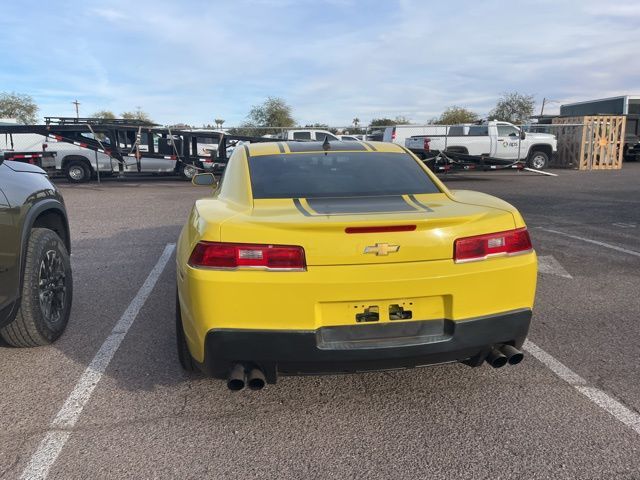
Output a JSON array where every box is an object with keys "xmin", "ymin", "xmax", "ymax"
[{"xmin": 38, "ymin": 249, "xmax": 67, "ymax": 327}]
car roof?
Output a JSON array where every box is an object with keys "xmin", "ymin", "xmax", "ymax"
[{"xmin": 245, "ymin": 140, "xmax": 405, "ymax": 157}]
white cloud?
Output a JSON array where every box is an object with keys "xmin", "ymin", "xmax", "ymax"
[{"xmin": 1, "ymin": 0, "xmax": 638, "ymax": 125}]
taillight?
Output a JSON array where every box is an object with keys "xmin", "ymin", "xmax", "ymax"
[
  {"xmin": 423, "ymin": 137, "xmax": 431, "ymax": 152},
  {"xmin": 391, "ymin": 128, "xmax": 396, "ymax": 141},
  {"xmin": 454, "ymin": 228, "xmax": 532, "ymax": 263},
  {"xmin": 188, "ymin": 242, "xmax": 306, "ymax": 271}
]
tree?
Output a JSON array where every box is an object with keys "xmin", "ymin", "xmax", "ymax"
[
  {"xmin": 369, "ymin": 116, "xmax": 411, "ymax": 127},
  {"xmin": 214, "ymin": 118, "xmax": 225, "ymax": 129},
  {"xmin": 369, "ymin": 118, "xmax": 396, "ymax": 127},
  {"xmin": 0, "ymin": 92, "xmax": 38, "ymax": 124},
  {"xmin": 247, "ymin": 97, "xmax": 295, "ymax": 130},
  {"xmin": 353, "ymin": 117, "xmax": 360, "ymax": 128},
  {"xmin": 434, "ymin": 106, "xmax": 478, "ymax": 125},
  {"xmin": 121, "ymin": 107, "xmax": 153, "ymax": 123},
  {"xmin": 92, "ymin": 110, "xmax": 116, "ymax": 119},
  {"xmin": 489, "ymin": 92, "xmax": 535, "ymax": 124}
]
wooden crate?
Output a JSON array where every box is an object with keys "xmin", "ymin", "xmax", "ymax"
[{"xmin": 551, "ymin": 116, "xmax": 626, "ymax": 170}]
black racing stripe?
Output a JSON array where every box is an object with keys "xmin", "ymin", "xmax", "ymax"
[
  {"xmin": 293, "ymin": 198, "xmax": 311, "ymax": 216},
  {"xmin": 408, "ymin": 194, "xmax": 434, "ymax": 212},
  {"xmin": 277, "ymin": 142, "xmax": 285, "ymax": 153},
  {"xmin": 361, "ymin": 141, "xmax": 377, "ymax": 151},
  {"xmin": 286, "ymin": 141, "xmax": 367, "ymax": 153},
  {"xmin": 305, "ymin": 196, "xmax": 418, "ymax": 215}
]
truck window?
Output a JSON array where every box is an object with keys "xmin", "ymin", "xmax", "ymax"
[
  {"xmin": 293, "ymin": 131, "xmax": 311, "ymax": 140},
  {"xmin": 80, "ymin": 131, "xmax": 110, "ymax": 143},
  {"xmin": 315, "ymin": 132, "xmax": 338, "ymax": 141},
  {"xmin": 497, "ymin": 125, "xmax": 519, "ymax": 137},
  {"xmin": 468, "ymin": 126, "xmax": 488, "ymax": 136},
  {"xmin": 447, "ymin": 126, "xmax": 464, "ymax": 136}
]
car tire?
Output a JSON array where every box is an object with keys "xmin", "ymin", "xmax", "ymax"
[
  {"xmin": 176, "ymin": 290, "xmax": 197, "ymax": 372},
  {"xmin": 65, "ymin": 161, "xmax": 90, "ymax": 183},
  {"xmin": 180, "ymin": 163, "xmax": 198, "ymax": 181},
  {"xmin": 0, "ymin": 228, "xmax": 72, "ymax": 347},
  {"xmin": 528, "ymin": 151, "xmax": 549, "ymax": 170}
]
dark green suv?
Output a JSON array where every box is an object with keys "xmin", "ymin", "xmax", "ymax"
[{"xmin": 0, "ymin": 159, "xmax": 72, "ymax": 346}]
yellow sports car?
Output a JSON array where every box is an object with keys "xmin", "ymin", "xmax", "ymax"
[{"xmin": 176, "ymin": 140, "xmax": 537, "ymax": 390}]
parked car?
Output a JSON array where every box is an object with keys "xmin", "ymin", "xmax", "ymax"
[
  {"xmin": 175, "ymin": 140, "xmax": 537, "ymax": 390},
  {"xmin": 339, "ymin": 134, "xmax": 364, "ymax": 141},
  {"xmin": 401, "ymin": 122, "xmax": 557, "ymax": 170},
  {"xmin": 0, "ymin": 159, "xmax": 72, "ymax": 346}
]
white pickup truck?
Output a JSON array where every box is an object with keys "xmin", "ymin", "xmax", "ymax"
[
  {"xmin": 271, "ymin": 129, "xmax": 341, "ymax": 142},
  {"xmin": 397, "ymin": 122, "xmax": 557, "ymax": 170}
]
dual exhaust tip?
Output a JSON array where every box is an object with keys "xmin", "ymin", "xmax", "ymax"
[
  {"xmin": 227, "ymin": 364, "xmax": 266, "ymax": 391},
  {"xmin": 486, "ymin": 344, "xmax": 524, "ymax": 368},
  {"xmin": 229, "ymin": 345, "xmax": 523, "ymax": 388}
]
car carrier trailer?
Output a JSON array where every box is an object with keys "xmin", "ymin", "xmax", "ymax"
[{"xmin": 0, "ymin": 118, "xmax": 259, "ymax": 182}]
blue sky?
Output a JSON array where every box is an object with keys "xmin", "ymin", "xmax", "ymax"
[{"xmin": 0, "ymin": 0, "xmax": 638, "ymax": 126}]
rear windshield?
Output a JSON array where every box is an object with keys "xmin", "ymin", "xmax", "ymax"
[{"xmin": 248, "ymin": 152, "xmax": 440, "ymax": 199}]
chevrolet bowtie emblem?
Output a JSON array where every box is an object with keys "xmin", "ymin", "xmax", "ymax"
[{"xmin": 364, "ymin": 243, "xmax": 400, "ymax": 256}]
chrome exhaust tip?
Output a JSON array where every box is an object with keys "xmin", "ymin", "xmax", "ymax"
[
  {"xmin": 499, "ymin": 344, "xmax": 524, "ymax": 365},
  {"xmin": 247, "ymin": 368, "xmax": 266, "ymax": 391},
  {"xmin": 227, "ymin": 364, "xmax": 246, "ymax": 391}
]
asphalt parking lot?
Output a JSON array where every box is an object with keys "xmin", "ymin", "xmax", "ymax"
[{"xmin": 1, "ymin": 165, "xmax": 640, "ymax": 479}]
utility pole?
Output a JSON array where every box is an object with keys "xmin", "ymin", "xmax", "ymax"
[
  {"xmin": 540, "ymin": 98, "xmax": 546, "ymax": 116},
  {"xmin": 72, "ymin": 99, "xmax": 80, "ymax": 119}
]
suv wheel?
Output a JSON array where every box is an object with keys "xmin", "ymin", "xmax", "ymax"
[
  {"xmin": 0, "ymin": 228, "xmax": 72, "ymax": 347},
  {"xmin": 65, "ymin": 161, "xmax": 90, "ymax": 183},
  {"xmin": 528, "ymin": 151, "xmax": 549, "ymax": 170}
]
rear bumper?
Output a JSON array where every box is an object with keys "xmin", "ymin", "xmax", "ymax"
[{"xmin": 198, "ymin": 308, "xmax": 532, "ymax": 383}]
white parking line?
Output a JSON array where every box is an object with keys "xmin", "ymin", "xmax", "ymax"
[
  {"xmin": 523, "ymin": 340, "xmax": 640, "ymax": 436},
  {"xmin": 523, "ymin": 167, "xmax": 558, "ymax": 177},
  {"xmin": 612, "ymin": 222, "xmax": 637, "ymax": 229},
  {"xmin": 538, "ymin": 228, "xmax": 640, "ymax": 258},
  {"xmin": 537, "ymin": 255, "xmax": 572, "ymax": 279},
  {"xmin": 20, "ymin": 243, "xmax": 176, "ymax": 480}
]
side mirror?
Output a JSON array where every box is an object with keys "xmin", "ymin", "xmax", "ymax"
[
  {"xmin": 192, "ymin": 173, "xmax": 218, "ymax": 187},
  {"xmin": 520, "ymin": 130, "xmax": 526, "ymax": 140}
]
